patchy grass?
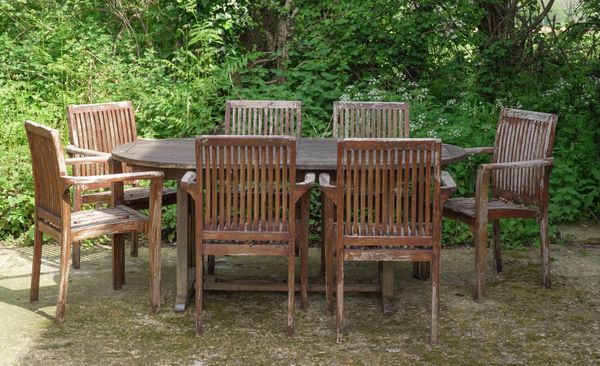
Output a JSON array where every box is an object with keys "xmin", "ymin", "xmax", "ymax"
[{"xmin": 1, "ymin": 242, "xmax": 599, "ymax": 365}]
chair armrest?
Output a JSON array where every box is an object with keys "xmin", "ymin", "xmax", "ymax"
[
  {"xmin": 62, "ymin": 171, "xmax": 164, "ymax": 186},
  {"xmin": 181, "ymin": 171, "xmax": 197, "ymax": 200},
  {"xmin": 293, "ymin": 173, "xmax": 316, "ymax": 203},
  {"xmin": 440, "ymin": 171, "xmax": 456, "ymax": 201},
  {"xmin": 481, "ymin": 158, "xmax": 553, "ymax": 172},
  {"xmin": 65, "ymin": 155, "xmax": 111, "ymax": 165},
  {"xmin": 319, "ymin": 173, "xmax": 338, "ymax": 206},
  {"xmin": 464, "ymin": 146, "xmax": 495, "ymax": 155},
  {"xmin": 65, "ymin": 145, "xmax": 111, "ymax": 158}
]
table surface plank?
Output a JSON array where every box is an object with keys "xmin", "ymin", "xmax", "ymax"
[{"xmin": 112, "ymin": 137, "xmax": 467, "ymax": 173}]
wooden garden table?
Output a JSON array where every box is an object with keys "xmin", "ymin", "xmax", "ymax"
[{"xmin": 112, "ymin": 138, "xmax": 467, "ymax": 312}]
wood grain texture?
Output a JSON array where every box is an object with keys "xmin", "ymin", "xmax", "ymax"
[
  {"xmin": 321, "ymin": 138, "xmax": 444, "ymax": 344},
  {"xmin": 225, "ymin": 100, "xmax": 301, "ymax": 137},
  {"xmin": 443, "ymin": 108, "xmax": 558, "ymax": 300},
  {"xmin": 191, "ymin": 135, "xmax": 314, "ymax": 337},
  {"xmin": 25, "ymin": 120, "xmax": 164, "ymax": 323},
  {"xmin": 333, "ymin": 101, "xmax": 409, "ymax": 138}
]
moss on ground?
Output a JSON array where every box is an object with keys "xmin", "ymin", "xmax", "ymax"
[{"xmin": 1, "ymin": 242, "xmax": 599, "ymax": 365}]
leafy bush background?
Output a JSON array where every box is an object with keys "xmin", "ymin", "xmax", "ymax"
[{"xmin": 0, "ymin": 0, "xmax": 598, "ymax": 246}]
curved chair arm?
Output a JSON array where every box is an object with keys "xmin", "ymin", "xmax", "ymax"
[
  {"xmin": 480, "ymin": 158, "xmax": 553, "ymax": 172},
  {"xmin": 65, "ymin": 145, "xmax": 111, "ymax": 158},
  {"xmin": 319, "ymin": 173, "xmax": 338, "ymax": 206},
  {"xmin": 65, "ymin": 155, "xmax": 111, "ymax": 166},
  {"xmin": 181, "ymin": 171, "xmax": 197, "ymax": 200},
  {"xmin": 62, "ymin": 171, "xmax": 163, "ymax": 187},
  {"xmin": 293, "ymin": 173, "xmax": 316, "ymax": 203},
  {"xmin": 464, "ymin": 146, "xmax": 495, "ymax": 155}
]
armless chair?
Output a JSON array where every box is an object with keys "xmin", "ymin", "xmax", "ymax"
[
  {"xmin": 26, "ymin": 121, "xmax": 163, "ymax": 323},
  {"xmin": 222, "ymin": 100, "xmax": 311, "ymax": 309},
  {"xmin": 182, "ymin": 135, "xmax": 314, "ymax": 336},
  {"xmin": 443, "ymin": 108, "xmax": 558, "ymax": 300},
  {"xmin": 320, "ymin": 138, "xmax": 448, "ymax": 344},
  {"xmin": 66, "ymin": 101, "xmax": 176, "ymax": 268}
]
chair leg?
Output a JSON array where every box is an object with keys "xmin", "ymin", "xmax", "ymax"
[
  {"xmin": 473, "ymin": 220, "xmax": 487, "ymax": 301},
  {"xmin": 72, "ymin": 242, "xmax": 81, "ymax": 269},
  {"xmin": 540, "ymin": 212, "xmax": 551, "ymax": 289},
  {"xmin": 130, "ymin": 233, "xmax": 139, "ymax": 257},
  {"xmin": 30, "ymin": 224, "xmax": 43, "ymax": 302},
  {"xmin": 323, "ymin": 196, "xmax": 334, "ymax": 316},
  {"xmin": 336, "ymin": 252, "xmax": 344, "ymax": 343},
  {"xmin": 148, "ymin": 230, "xmax": 161, "ymax": 314},
  {"xmin": 112, "ymin": 234, "xmax": 126, "ymax": 290},
  {"xmin": 56, "ymin": 235, "xmax": 72, "ymax": 323},
  {"xmin": 287, "ymin": 243, "xmax": 296, "ymax": 337},
  {"xmin": 207, "ymin": 255, "xmax": 215, "ymax": 275},
  {"xmin": 431, "ymin": 255, "xmax": 440, "ymax": 344},
  {"xmin": 493, "ymin": 220, "xmax": 502, "ymax": 273},
  {"xmin": 300, "ymin": 193, "xmax": 310, "ymax": 311},
  {"xmin": 195, "ymin": 250, "xmax": 204, "ymax": 336}
]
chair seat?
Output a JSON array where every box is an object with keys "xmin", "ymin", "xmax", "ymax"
[
  {"xmin": 71, "ymin": 205, "xmax": 148, "ymax": 241},
  {"xmin": 82, "ymin": 186, "xmax": 177, "ymax": 209},
  {"xmin": 444, "ymin": 197, "xmax": 539, "ymax": 221}
]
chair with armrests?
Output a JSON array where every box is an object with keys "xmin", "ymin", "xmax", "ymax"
[
  {"xmin": 443, "ymin": 108, "xmax": 558, "ymax": 300},
  {"xmin": 222, "ymin": 99, "xmax": 312, "ymax": 309},
  {"xmin": 332, "ymin": 101, "xmax": 410, "ymax": 138},
  {"xmin": 319, "ymin": 138, "xmax": 449, "ymax": 344},
  {"xmin": 181, "ymin": 135, "xmax": 314, "ymax": 336},
  {"xmin": 66, "ymin": 101, "xmax": 177, "ymax": 268},
  {"xmin": 25, "ymin": 121, "xmax": 163, "ymax": 323}
]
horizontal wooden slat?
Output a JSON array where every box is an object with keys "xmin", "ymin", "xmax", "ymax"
[
  {"xmin": 70, "ymin": 205, "xmax": 147, "ymax": 241},
  {"xmin": 202, "ymin": 231, "xmax": 290, "ymax": 241},
  {"xmin": 203, "ymin": 244, "xmax": 289, "ymax": 256},
  {"xmin": 343, "ymin": 236, "xmax": 434, "ymax": 246},
  {"xmin": 344, "ymin": 249, "xmax": 433, "ymax": 262}
]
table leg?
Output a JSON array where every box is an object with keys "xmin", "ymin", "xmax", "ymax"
[
  {"xmin": 175, "ymin": 181, "xmax": 192, "ymax": 312},
  {"xmin": 381, "ymin": 262, "xmax": 395, "ymax": 315}
]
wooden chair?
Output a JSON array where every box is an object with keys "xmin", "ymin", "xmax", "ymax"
[
  {"xmin": 320, "ymin": 138, "xmax": 450, "ymax": 344},
  {"xmin": 181, "ymin": 135, "xmax": 314, "ymax": 336},
  {"xmin": 443, "ymin": 108, "xmax": 558, "ymax": 300},
  {"xmin": 332, "ymin": 101, "xmax": 409, "ymax": 138},
  {"xmin": 66, "ymin": 101, "xmax": 176, "ymax": 268},
  {"xmin": 25, "ymin": 121, "xmax": 163, "ymax": 323},
  {"xmin": 225, "ymin": 100, "xmax": 302, "ymax": 137},
  {"xmin": 223, "ymin": 99, "xmax": 311, "ymax": 309}
]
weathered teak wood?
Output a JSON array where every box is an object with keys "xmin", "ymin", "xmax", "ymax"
[
  {"xmin": 223, "ymin": 100, "xmax": 308, "ymax": 305},
  {"xmin": 320, "ymin": 138, "xmax": 445, "ymax": 344},
  {"xmin": 184, "ymin": 135, "xmax": 314, "ymax": 337},
  {"xmin": 66, "ymin": 101, "xmax": 176, "ymax": 265},
  {"xmin": 443, "ymin": 108, "xmax": 558, "ymax": 301},
  {"xmin": 332, "ymin": 101, "xmax": 409, "ymax": 138},
  {"xmin": 110, "ymin": 137, "xmax": 467, "ymax": 312},
  {"xmin": 225, "ymin": 100, "xmax": 302, "ymax": 137},
  {"xmin": 26, "ymin": 121, "xmax": 164, "ymax": 323}
]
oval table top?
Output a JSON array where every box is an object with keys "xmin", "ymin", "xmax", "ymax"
[{"xmin": 112, "ymin": 137, "xmax": 467, "ymax": 178}]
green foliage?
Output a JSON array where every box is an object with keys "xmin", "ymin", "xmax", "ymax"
[{"xmin": 0, "ymin": 0, "xmax": 598, "ymax": 249}]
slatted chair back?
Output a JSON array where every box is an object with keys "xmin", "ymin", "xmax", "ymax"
[
  {"xmin": 491, "ymin": 108, "xmax": 558, "ymax": 205},
  {"xmin": 224, "ymin": 100, "xmax": 302, "ymax": 137},
  {"xmin": 336, "ymin": 139, "xmax": 442, "ymax": 248},
  {"xmin": 25, "ymin": 121, "xmax": 68, "ymax": 223},
  {"xmin": 196, "ymin": 135, "xmax": 297, "ymax": 235},
  {"xmin": 67, "ymin": 101, "xmax": 137, "ymax": 178},
  {"xmin": 333, "ymin": 102, "xmax": 410, "ymax": 138}
]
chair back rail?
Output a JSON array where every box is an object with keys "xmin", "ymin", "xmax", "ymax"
[
  {"xmin": 196, "ymin": 135, "xmax": 297, "ymax": 234},
  {"xmin": 67, "ymin": 101, "xmax": 137, "ymax": 177},
  {"xmin": 333, "ymin": 101, "xmax": 409, "ymax": 138},
  {"xmin": 25, "ymin": 121, "xmax": 68, "ymax": 222},
  {"xmin": 336, "ymin": 138, "xmax": 441, "ymax": 246},
  {"xmin": 225, "ymin": 100, "xmax": 302, "ymax": 137},
  {"xmin": 492, "ymin": 108, "xmax": 558, "ymax": 205}
]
